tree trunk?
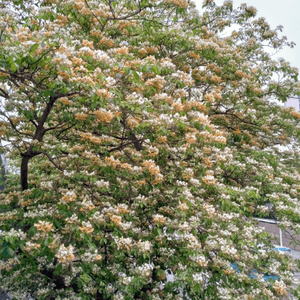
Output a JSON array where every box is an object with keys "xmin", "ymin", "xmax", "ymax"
[
  {"xmin": 21, "ymin": 149, "xmax": 41, "ymax": 191},
  {"xmin": 21, "ymin": 155, "xmax": 30, "ymax": 191}
]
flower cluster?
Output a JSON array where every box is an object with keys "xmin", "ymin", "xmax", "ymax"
[{"xmin": 0, "ymin": 0, "xmax": 299, "ymax": 299}]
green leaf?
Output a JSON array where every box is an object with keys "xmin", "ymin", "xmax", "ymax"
[
  {"xmin": 6, "ymin": 56, "xmax": 13, "ymax": 65},
  {"xmin": 43, "ymin": 90, "xmax": 55, "ymax": 97},
  {"xmin": 204, "ymin": 125, "xmax": 212, "ymax": 133},
  {"xmin": 29, "ymin": 44, "xmax": 39, "ymax": 53},
  {"xmin": 10, "ymin": 63, "xmax": 17, "ymax": 72},
  {"xmin": 63, "ymin": 113, "xmax": 70, "ymax": 121},
  {"xmin": 60, "ymin": 87, "xmax": 68, "ymax": 94},
  {"xmin": 7, "ymin": 247, "xmax": 14, "ymax": 257},
  {"xmin": 24, "ymin": 110, "xmax": 34, "ymax": 120},
  {"xmin": 53, "ymin": 219, "xmax": 62, "ymax": 229},
  {"xmin": 54, "ymin": 264, "xmax": 63, "ymax": 275},
  {"xmin": 149, "ymin": 135, "xmax": 155, "ymax": 143},
  {"xmin": 132, "ymin": 70, "xmax": 140, "ymax": 81},
  {"xmin": 44, "ymin": 237, "xmax": 51, "ymax": 246},
  {"xmin": 28, "ymin": 226, "xmax": 37, "ymax": 237},
  {"xmin": 80, "ymin": 273, "xmax": 92, "ymax": 284}
]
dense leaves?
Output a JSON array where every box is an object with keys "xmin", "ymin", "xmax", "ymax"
[{"xmin": 0, "ymin": 0, "xmax": 299, "ymax": 299}]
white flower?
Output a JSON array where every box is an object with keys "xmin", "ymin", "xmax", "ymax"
[
  {"xmin": 137, "ymin": 240, "xmax": 152, "ymax": 253},
  {"xmin": 95, "ymin": 179, "xmax": 109, "ymax": 188},
  {"xmin": 136, "ymin": 263, "xmax": 154, "ymax": 276},
  {"xmin": 105, "ymin": 76, "xmax": 116, "ymax": 87},
  {"xmin": 55, "ymin": 244, "xmax": 75, "ymax": 264},
  {"xmin": 192, "ymin": 271, "xmax": 210, "ymax": 283}
]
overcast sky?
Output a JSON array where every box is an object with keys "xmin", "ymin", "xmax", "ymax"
[{"xmin": 194, "ymin": 0, "xmax": 300, "ymax": 72}]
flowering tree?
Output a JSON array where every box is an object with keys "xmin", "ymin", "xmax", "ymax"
[{"xmin": 0, "ymin": 0, "xmax": 300, "ymax": 299}]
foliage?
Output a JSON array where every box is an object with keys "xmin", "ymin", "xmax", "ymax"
[{"xmin": 0, "ymin": 0, "xmax": 299, "ymax": 299}]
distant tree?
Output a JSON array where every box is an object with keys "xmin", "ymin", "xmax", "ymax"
[{"xmin": 0, "ymin": 0, "xmax": 299, "ymax": 299}]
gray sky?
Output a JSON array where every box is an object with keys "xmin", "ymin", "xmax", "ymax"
[{"xmin": 194, "ymin": 0, "xmax": 300, "ymax": 72}]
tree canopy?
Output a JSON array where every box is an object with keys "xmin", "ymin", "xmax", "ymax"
[{"xmin": 0, "ymin": 0, "xmax": 300, "ymax": 299}]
